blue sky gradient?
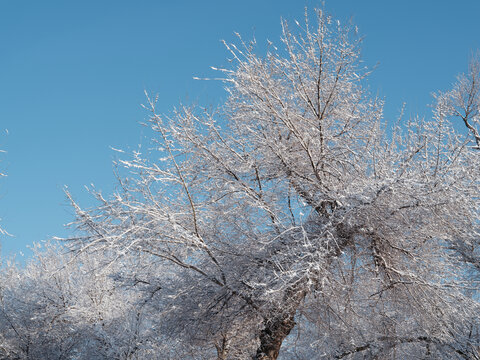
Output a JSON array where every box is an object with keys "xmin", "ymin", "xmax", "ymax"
[{"xmin": 1, "ymin": 0, "xmax": 479, "ymax": 259}]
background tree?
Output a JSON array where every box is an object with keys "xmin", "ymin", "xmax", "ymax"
[{"xmin": 0, "ymin": 243, "xmax": 173, "ymax": 359}]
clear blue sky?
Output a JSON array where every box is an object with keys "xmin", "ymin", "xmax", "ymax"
[{"xmin": 1, "ymin": 0, "xmax": 479, "ymax": 259}]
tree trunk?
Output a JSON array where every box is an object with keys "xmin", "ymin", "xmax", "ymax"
[
  {"xmin": 253, "ymin": 281, "xmax": 308, "ymax": 359},
  {"xmin": 216, "ymin": 336, "xmax": 229, "ymax": 360},
  {"xmin": 254, "ymin": 312, "xmax": 296, "ymax": 360}
]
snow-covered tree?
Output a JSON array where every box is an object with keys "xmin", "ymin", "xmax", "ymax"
[
  {"xmin": 59, "ymin": 10, "xmax": 480, "ymax": 359},
  {"xmin": 0, "ymin": 243, "xmax": 168, "ymax": 359}
]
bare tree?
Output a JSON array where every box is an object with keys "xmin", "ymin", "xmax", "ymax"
[
  {"xmin": 436, "ymin": 53, "xmax": 480, "ymax": 149},
  {"xmin": 64, "ymin": 9, "xmax": 480, "ymax": 359}
]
